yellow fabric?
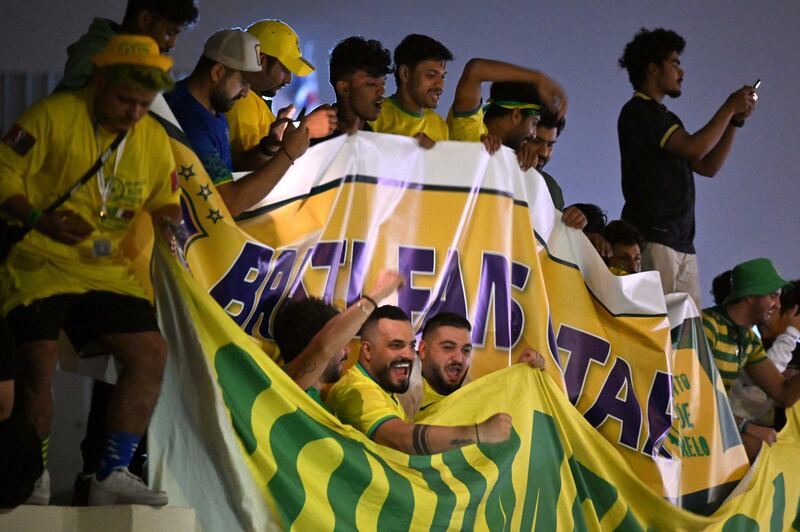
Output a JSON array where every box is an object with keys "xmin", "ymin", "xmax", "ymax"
[
  {"xmin": 415, "ymin": 377, "xmax": 446, "ymax": 417},
  {"xmin": 326, "ymin": 362, "xmax": 407, "ymax": 437},
  {"xmin": 226, "ymin": 90, "xmax": 277, "ymax": 155},
  {"xmin": 447, "ymin": 105, "xmax": 488, "ymax": 142},
  {"xmin": 0, "ymin": 88, "xmax": 178, "ymax": 314},
  {"xmin": 369, "ymin": 96, "xmax": 449, "ymax": 141}
]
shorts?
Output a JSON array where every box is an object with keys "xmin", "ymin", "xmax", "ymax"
[{"xmin": 6, "ymin": 291, "xmax": 159, "ymax": 351}]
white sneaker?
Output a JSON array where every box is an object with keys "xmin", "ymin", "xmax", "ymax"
[
  {"xmin": 25, "ymin": 469, "xmax": 50, "ymax": 505},
  {"xmin": 88, "ymin": 467, "xmax": 168, "ymax": 506}
]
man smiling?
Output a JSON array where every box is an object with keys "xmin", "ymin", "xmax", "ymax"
[{"xmin": 326, "ymin": 306, "xmax": 513, "ymax": 454}]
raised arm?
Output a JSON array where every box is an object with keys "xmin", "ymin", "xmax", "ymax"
[
  {"xmin": 452, "ymin": 58, "xmax": 567, "ymax": 119},
  {"xmin": 372, "ymin": 413, "xmax": 512, "ymax": 454},
  {"xmin": 284, "ymin": 271, "xmax": 404, "ymax": 390}
]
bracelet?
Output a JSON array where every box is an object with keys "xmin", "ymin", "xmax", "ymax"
[
  {"xmin": 474, "ymin": 423, "xmax": 481, "ymax": 444},
  {"xmin": 278, "ymin": 147, "xmax": 295, "ymax": 164},
  {"xmin": 362, "ymin": 295, "xmax": 378, "ymax": 309},
  {"xmin": 26, "ymin": 209, "xmax": 43, "ymax": 229},
  {"xmin": 730, "ymin": 117, "xmax": 745, "ymax": 128}
]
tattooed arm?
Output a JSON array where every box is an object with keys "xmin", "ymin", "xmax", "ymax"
[{"xmin": 371, "ymin": 414, "xmax": 512, "ymax": 455}]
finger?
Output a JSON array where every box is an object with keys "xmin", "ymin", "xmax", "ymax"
[{"xmin": 277, "ymin": 104, "xmax": 296, "ymax": 119}]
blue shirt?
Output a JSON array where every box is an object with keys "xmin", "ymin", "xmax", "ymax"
[{"xmin": 165, "ymin": 79, "xmax": 233, "ymax": 186}]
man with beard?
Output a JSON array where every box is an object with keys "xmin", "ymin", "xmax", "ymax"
[
  {"xmin": 273, "ymin": 270, "xmax": 404, "ymax": 405},
  {"xmin": 226, "ymin": 19, "xmax": 337, "ymax": 171},
  {"xmin": 369, "ymin": 34, "xmax": 452, "ymax": 146},
  {"xmin": 310, "ymin": 36, "xmax": 392, "ymax": 145},
  {"xmin": 702, "ymin": 259, "xmax": 800, "ymax": 461},
  {"xmin": 166, "ymin": 29, "xmax": 310, "ymax": 217},
  {"xmin": 416, "ymin": 312, "xmax": 546, "ymax": 414},
  {"xmin": 618, "ymin": 28, "xmax": 757, "ymax": 309},
  {"xmin": 326, "ymin": 306, "xmax": 513, "ymax": 454},
  {"xmin": 529, "ymin": 112, "xmax": 566, "ymax": 210}
]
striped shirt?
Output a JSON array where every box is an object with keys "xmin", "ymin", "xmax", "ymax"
[{"xmin": 702, "ymin": 306, "xmax": 767, "ymax": 391}]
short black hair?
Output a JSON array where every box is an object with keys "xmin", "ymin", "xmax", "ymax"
[
  {"xmin": 421, "ymin": 312, "xmax": 471, "ymax": 341},
  {"xmin": 273, "ymin": 298, "xmax": 339, "ymax": 364},
  {"xmin": 571, "ymin": 203, "xmax": 607, "ymax": 234},
  {"xmin": 484, "ymin": 81, "xmax": 542, "ymax": 121},
  {"xmin": 329, "ymin": 36, "xmax": 392, "ymax": 87},
  {"xmin": 710, "ymin": 270, "xmax": 732, "ymax": 306},
  {"xmin": 538, "ymin": 111, "xmax": 566, "ymax": 136},
  {"xmin": 603, "ymin": 220, "xmax": 643, "ymax": 248},
  {"xmin": 780, "ymin": 280, "xmax": 799, "ymax": 313},
  {"xmin": 393, "ymin": 34, "xmax": 453, "ymax": 85},
  {"xmin": 360, "ymin": 305, "xmax": 411, "ymax": 339},
  {"xmin": 619, "ymin": 28, "xmax": 685, "ymax": 89},
  {"xmin": 123, "ymin": 0, "xmax": 199, "ymax": 27}
]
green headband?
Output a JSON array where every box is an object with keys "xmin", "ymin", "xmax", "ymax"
[{"xmin": 484, "ymin": 99, "xmax": 542, "ymax": 115}]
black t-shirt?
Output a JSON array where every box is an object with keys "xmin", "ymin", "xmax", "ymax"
[{"xmin": 618, "ymin": 93, "xmax": 696, "ymax": 253}]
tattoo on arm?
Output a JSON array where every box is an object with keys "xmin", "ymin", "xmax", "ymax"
[{"xmin": 412, "ymin": 424, "xmax": 431, "ymax": 454}]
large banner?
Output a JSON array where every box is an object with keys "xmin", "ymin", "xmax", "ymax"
[{"xmin": 144, "ymin": 100, "xmax": 783, "ymax": 529}]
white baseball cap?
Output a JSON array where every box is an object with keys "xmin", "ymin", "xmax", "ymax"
[{"xmin": 203, "ymin": 29, "xmax": 262, "ymax": 72}]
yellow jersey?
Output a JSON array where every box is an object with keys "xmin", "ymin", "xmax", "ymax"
[
  {"xmin": 326, "ymin": 362, "xmax": 407, "ymax": 438},
  {"xmin": 447, "ymin": 105, "xmax": 487, "ymax": 142},
  {"xmin": 370, "ymin": 95, "xmax": 449, "ymax": 141},
  {"xmin": 225, "ymin": 90, "xmax": 277, "ymax": 155},
  {"xmin": 0, "ymin": 88, "xmax": 178, "ymax": 314}
]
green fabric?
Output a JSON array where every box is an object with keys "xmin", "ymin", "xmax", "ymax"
[
  {"xmin": 306, "ymin": 387, "xmax": 331, "ymax": 413},
  {"xmin": 54, "ymin": 18, "xmax": 120, "ymax": 93},
  {"xmin": 725, "ymin": 258, "xmax": 789, "ymax": 304}
]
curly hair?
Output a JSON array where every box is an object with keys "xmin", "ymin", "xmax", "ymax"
[
  {"xmin": 619, "ymin": 28, "xmax": 685, "ymax": 89},
  {"xmin": 273, "ymin": 297, "xmax": 339, "ymax": 364},
  {"xmin": 329, "ymin": 36, "xmax": 392, "ymax": 86},
  {"xmin": 123, "ymin": 0, "xmax": 199, "ymax": 27},
  {"xmin": 393, "ymin": 34, "xmax": 453, "ymax": 85}
]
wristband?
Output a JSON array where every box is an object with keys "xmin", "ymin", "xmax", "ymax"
[
  {"xmin": 26, "ymin": 209, "xmax": 43, "ymax": 229},
  {"xmin": 362, "ymin": 295, "xmax": 378, "ymax": 309},
  {"xmin": 737, "ymin": 418, "xmax": 750, "ymax": 434},
  {"xmin": 258, "ymin": 136, "xmax": 280, "ymax": 156},
  {"xmin": 730, "ymin": 117, "xmax": 745, "ymax": 128}
]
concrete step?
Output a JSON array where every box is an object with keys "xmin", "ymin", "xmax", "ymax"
[{"xmin": 0, "ymin": 504, "xmax": 196, "ymax": 532}]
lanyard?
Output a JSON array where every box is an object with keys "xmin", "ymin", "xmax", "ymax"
[{"xmin": 95, "ymin": 130, "xmax": 127, "ymax": 220}]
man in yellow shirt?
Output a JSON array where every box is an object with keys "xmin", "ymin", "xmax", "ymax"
[
  {"xmin": 416, "ymin": 312, "xmax": 545, "ymax": 416},
  {"xmin": 0, "ymin": 35, "xmax": 179, "ymax": 506},
  {"xmin": 326, "ymin": 305, "xmax": 513, "ymax": 454},
  {"xmin": 370, "ymin": 34, "xmax": 452, "ymax": 146},
  {"xmin": 226, "ymin": 19, "xmax": 336, "ymax": 171}
]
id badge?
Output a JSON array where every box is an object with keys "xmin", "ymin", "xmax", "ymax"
[{"xmin": 92, "ymin": 238, "xmax": 112, "ymax": 258}]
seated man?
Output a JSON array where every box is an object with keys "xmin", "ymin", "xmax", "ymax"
[
  {"xmin": 603, "ymin": 219, "xmax": 643, "ymax": 275},
  {"xmin": 369, "ymin": 34, "xmax": 453, "ymax": 145},
  {"xmin": 311, "ymin": 36, "xmax": 392, "ymax": 144},
  {"xmin": 273, "ymin": 270, "xmax": 404, "ymax": 403},
  {"xmin": 165, "ymin": 28, "xmax": 309, "ymax": 217},
  {"xmin": 326, "ymin": 306, "xmax": 512, "ymax": 454},
  {"xmin": 226, "ymin": 19, "xmax": 336, "ymax": 171},
  {"xmin": 702, "ymin": 258, "xmax": 800, "ymax": 461},
  {"xmin": 417, "ymin": 312, "xmax": 545, "ymax": 414},
  {"xmin": 0, "ymin": 35, "xmax": 179, "ymax": 505},
  {"xmin": 55, "ymin": 0, "xmax": 198, "ymax": 92}
]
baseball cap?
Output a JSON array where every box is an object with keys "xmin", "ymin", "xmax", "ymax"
[
  {"xmin": 724, "ymin": 258, "xmax": 790, "ymax": 304},
  {"xmin": 246, "ymin": 19, "xmax": 315, "ymax": 76},
  {"xmin": 203, "ymin": 29, "xmax": 262, "ymax": 72},
  {"xmin": 91, "ymin": 34, "xmax": 173, "ymax": 72}
]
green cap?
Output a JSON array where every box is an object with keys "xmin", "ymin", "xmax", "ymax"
[{"xmin": 725, "ymin": 258, "xmax": 789, "ymax": 304}]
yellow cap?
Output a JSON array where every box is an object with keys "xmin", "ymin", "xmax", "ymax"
[
  {"xmin": 91, "ymin": 34, "xmax": 173, "ymax": 72},
  {"xmin": 246, "ymin": 20, "xmax": 315, "ymax": 76}
]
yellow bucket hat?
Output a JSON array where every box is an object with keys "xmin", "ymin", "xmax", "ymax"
[{"xmin": 91, "ymin": 34, "xmax": 174, "ymax": 72}]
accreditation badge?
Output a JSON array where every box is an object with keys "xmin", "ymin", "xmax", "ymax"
[{"xmin": 92, "ymin": 238, "xmax": 112, "ymax": 258}]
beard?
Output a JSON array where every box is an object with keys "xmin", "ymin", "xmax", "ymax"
[
  {"xmin": 210, "ymin": 87, "xmax": 237, "ymax": 113},
  {"xmin": 424, "ymin": 366, "xmax": 467, "ymax": 396},
  {"xmin": 375, "ymin": 359, "xmax": 412, "ymax": 393},
  {"xmin": 665, "ymin": 89, "xmax": 682, "ymax": 98}
]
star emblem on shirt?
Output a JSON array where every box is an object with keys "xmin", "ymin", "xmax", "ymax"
[
  {"xmin": 178, "ymin": 164, "xmax": 196, "ymax": 181},
  {"xmin": 197, "ymin": 184, "xmax": 212, "ymax": 200},
  {"xmin": 206, "ymin": 209, "xmax": 223, "ymax": 224}
]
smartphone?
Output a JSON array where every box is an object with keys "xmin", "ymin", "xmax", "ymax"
[
  {"xmin": 754, "ymin": 79, "xmax": 762, "ymax": 90},
  {"xmin": 292, "ymin": 106, "xmax": 307, "ymax": 127}
]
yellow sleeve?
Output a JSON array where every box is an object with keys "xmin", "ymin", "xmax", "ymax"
[
  {"xmin": 446, "ymin": 106, "xmax": 486, "ymax": 142},
  {"xmin": 744, "ymin": 337, "xmax": 768, "ymax": 367},
  {"xmin": 0, "ymin": 100, "xmax": 52, "ymax": 205},
  {"xmin": 141, "ymin": 122, "xmax": 180, "ymax": 213},
  {"xmin": 329, "ymin": 378, "xmax": 405, "ymax": 437},
  {"xmin": 226, "ymin": 91, "xmax": 276, "ymax": 154}
]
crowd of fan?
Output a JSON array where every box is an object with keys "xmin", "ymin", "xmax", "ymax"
[{"xmin": 0, "ymin": 0, "xmax": 796, "ymax": 511}]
